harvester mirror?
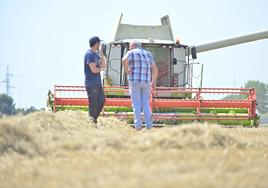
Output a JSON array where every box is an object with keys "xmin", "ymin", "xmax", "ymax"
[
  {"xmin": 100, "ymin": 43, "xmax": 107, "ymax": 57},
  {"xmin": 173, "ymin": 58, "xmax": 177, "ymax": 65},
  {"xmin": 191, "ymin": 46, "xmax": 197, "ymax": 59}
]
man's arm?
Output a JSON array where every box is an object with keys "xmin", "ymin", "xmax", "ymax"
[
  {"xmin": 122, "ymin": 58, "xmax": 128, "ymax": 74},
  {"xmin": 86, "ymin": 52, "xmax": 103, "ymax": 74},
  {"xmin": 151, "ymin": 63, "xmax": 158, "ymax": 88},
  {"xmin": 99, "ymin": 56, "xmax": 106, "ymax": 69},
  {"xmin": 89, "ymin": 63, "xmax": 102, "ymax": 74},
  {"xmin": 122, "ymin": 54, "xmax": 131, "ymax": 74}
]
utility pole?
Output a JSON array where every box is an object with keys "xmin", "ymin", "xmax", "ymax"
[
  {"xmin": 1, "ymin": 66, "xmax": 14, "ymax": 96},
  {"xmin": 6, "ymin": 66, "xmax": 10, "ymax": 95}
]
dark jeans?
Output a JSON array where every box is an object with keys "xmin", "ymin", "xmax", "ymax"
[{"xmin": 86, "ymin": 85, "xmax": 105, "ymax": 120}]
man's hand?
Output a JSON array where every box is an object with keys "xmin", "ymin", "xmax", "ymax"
[
  {"xmin": 127, "ymin": 68, "xmax": 132, "ymax": 74},
  {"xmin": 99, "ymin": 43, "xmax": 106, "ymax": 57},
  {"xmin": 151, "ymin": 80, "xmax": 157, "ymax": 97},
  {"xmin": 151, "ymin": 80, "xmax": 156, "ymax": 89},
  {"xmin": 99, "ymin": 57, "xmax": 106, "ymax": 69}
]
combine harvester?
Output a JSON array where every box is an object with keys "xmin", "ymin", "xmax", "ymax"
[{"xmin": 48, "ymin": 15, "xmax": 268, "ymax": 127}]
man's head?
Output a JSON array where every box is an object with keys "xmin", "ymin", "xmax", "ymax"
[
  {"xmin": 89, "ymin": 36, "xmax": 101, "ymax": 50},
  {"xmin": 129, "ymin": 40, "xmax": 142, "ymax": 50}
]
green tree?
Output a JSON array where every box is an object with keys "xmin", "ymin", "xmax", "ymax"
[
  {"xmin": 15, "ymin": 106, "xmax": 38, "ymax": 115},
  {"xmin": 0, "ymin": 94, "xmax": 16, "ymax": 115},
  {"xmin": 223, "ymin": 80, "xmax": 268, "ymax": 114},
  {"xmin": 244, "ymin": 80, "xmax": 268, "ymax": 114},
  {"xmin": 223, "ymin": 93, "xmax": 246, "ymax": 100}
]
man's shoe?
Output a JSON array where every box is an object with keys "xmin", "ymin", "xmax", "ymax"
[
  {"xmin": 89, "ymin": 117, "xmax": 97, "ymax": 124},
  {"xmin": 135, "ymin": 127, "xmax": 142, "ymax": 131},
  {"xmin": 146, "ymin": 125, "xmax": 152, "ymax": 130}
]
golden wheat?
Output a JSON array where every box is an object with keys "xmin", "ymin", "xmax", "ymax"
[{"xmin": 0, "ymin": 111, "xmax": 267, "ymax": 188}]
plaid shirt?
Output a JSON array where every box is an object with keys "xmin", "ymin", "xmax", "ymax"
[{"xmin": 124, "ymin": 48, "xmax": 155, "ymax": 83}]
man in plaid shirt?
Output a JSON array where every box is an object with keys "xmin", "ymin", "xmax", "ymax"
[{"xmin": 122, "ymin": 40, "xmax": 158, "ymax": 130}]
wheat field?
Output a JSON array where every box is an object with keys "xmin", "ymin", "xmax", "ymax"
[{"xmin": 0, "ymin": 111, "xmax": 268, "ymax": 188}]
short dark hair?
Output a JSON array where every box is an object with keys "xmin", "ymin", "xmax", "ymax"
[{"xmin": 89, "ymin": 36, "xmax": 101, "ymax": 47}]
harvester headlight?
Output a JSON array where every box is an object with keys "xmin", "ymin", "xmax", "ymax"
[{"xmin": 149, "ymin": 38, "xmax": 155, "ymax": 43}]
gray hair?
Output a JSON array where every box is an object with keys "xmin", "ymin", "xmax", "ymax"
[{"xmin": 130, "ymin": 40, "xmax": 142, "ymax": 48}]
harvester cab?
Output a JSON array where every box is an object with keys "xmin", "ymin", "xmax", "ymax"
[{"xmin": 103, "ymin": 15, "xmax": 194, "ymax": 89}]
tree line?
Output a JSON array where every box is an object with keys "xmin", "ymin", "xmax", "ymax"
[{"xmin": 0, "ymin": 94, "xmax": 38, "ymax": 117}]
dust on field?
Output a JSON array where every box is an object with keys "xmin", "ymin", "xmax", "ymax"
[{"xmin": 0, "ymin": 111, "xmax": 268, "ymax": 188}]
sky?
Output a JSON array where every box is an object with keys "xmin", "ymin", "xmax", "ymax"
[{"xmin": 0, "ymin": 0, "xmax": 268, "ymax": 108}]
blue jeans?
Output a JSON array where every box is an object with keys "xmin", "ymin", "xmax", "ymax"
[{"xmin": 129, "ymin": 81, "xmax": 152, "ymax": 129}]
